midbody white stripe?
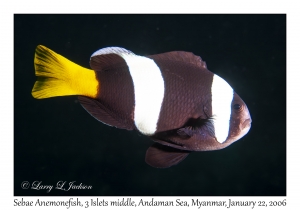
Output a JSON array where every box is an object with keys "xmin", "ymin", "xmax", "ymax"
[
  {"xmin": 211, "ymin": 74, "xmax": 234, "ymax": 143},
  {"xmin": 91, "ymin": 47, "xmax": 165, "ymax": 135},
  {"xmin": 119, "ymin": 54, "xmax": 165, "ymax": 135}
]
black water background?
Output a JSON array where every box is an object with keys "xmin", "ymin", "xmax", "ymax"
[{"xmin": 14, "ymin": 14, "xmax": 286, "ymax": 196}]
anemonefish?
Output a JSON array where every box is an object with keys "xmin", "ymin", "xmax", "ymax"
[{"xmin": 32, "ymin": 45, "xmax": 251, "ymax": 168}]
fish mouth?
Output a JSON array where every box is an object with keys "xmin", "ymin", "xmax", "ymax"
[
  {"xmin": 224, "ymin": 117, "xmax": 252, "ymax": 144},
  {"xmin": 240, "ymin": 118, "xmax": 252, "ymax": 138},
  {"xmin": 242, "ymin": 118, "xmax": 252, "ymax": 130}
]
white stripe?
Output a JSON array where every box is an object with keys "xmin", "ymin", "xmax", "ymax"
[
  {"xmin": 90, "ymin": 47, "xmax": 165, "ymax": 135},
  {"xmin": 211, "ymin": 74, "xmax": 234, "ymax": 143},
  {"xmin": 91, "ymin": 47, "xmax": 134, "ymax": 57},
  {"xmin": 119, "ymin": 54, "xmax": 165, "ymax": 135}
]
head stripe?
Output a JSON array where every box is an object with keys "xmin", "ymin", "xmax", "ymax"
[{"xmin": 211, "ymin": 74, "xmax": 233, "ymax": 143}]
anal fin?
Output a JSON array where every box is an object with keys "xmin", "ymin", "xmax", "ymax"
[
  {"xmin": 78, "ymin": 96, "xmax": 134, "ymax": 130},
  {"xmin": 145, "ymin": 143, "xmax": 189, "ymax": 168}
]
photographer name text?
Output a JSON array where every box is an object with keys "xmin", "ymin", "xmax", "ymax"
[{"xmin": 21, "ymin": 180, "xmax": 92, "ymax": 193}]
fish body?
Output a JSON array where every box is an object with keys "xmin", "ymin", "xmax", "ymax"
[{"xmin": 32, "ymin": 45, "xmax": 251, "ymax": 168}]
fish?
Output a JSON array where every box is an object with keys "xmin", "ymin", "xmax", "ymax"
[{"xmin": 32, "ymin": 45, "xmax": 252, "ymax": 168}]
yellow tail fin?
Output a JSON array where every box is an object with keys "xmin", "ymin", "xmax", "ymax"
[{"xmin": 32, "ymin": 45, "xmax": 99, "ymax": 99}]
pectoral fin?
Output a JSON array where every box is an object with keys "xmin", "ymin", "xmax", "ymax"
[{"xmin": 145, "ymin": 143, "xmax": 190, "ymax": 168}]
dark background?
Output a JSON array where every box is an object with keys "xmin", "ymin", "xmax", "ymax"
[{"xmin": 14, "ymin": 14, "xmax": 286, "ymax": 196}]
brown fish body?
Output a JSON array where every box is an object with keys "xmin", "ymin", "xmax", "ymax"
[{"xmin": 32, "ymin": 45, "xmax": 252, "ymax": 168}]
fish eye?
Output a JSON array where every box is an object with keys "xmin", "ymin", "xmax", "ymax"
[{"xmin": 233, "ymin": 103, "xmax": 241, "ymax": 110}]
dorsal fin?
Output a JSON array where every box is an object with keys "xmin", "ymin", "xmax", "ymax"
[
  {"xmin": 147, "ymin": 51, "xmax": 207, "ymax": 69},
  {"xmin": 90, "ymin": 47, "xmax": 134, "ymax": 72}
]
